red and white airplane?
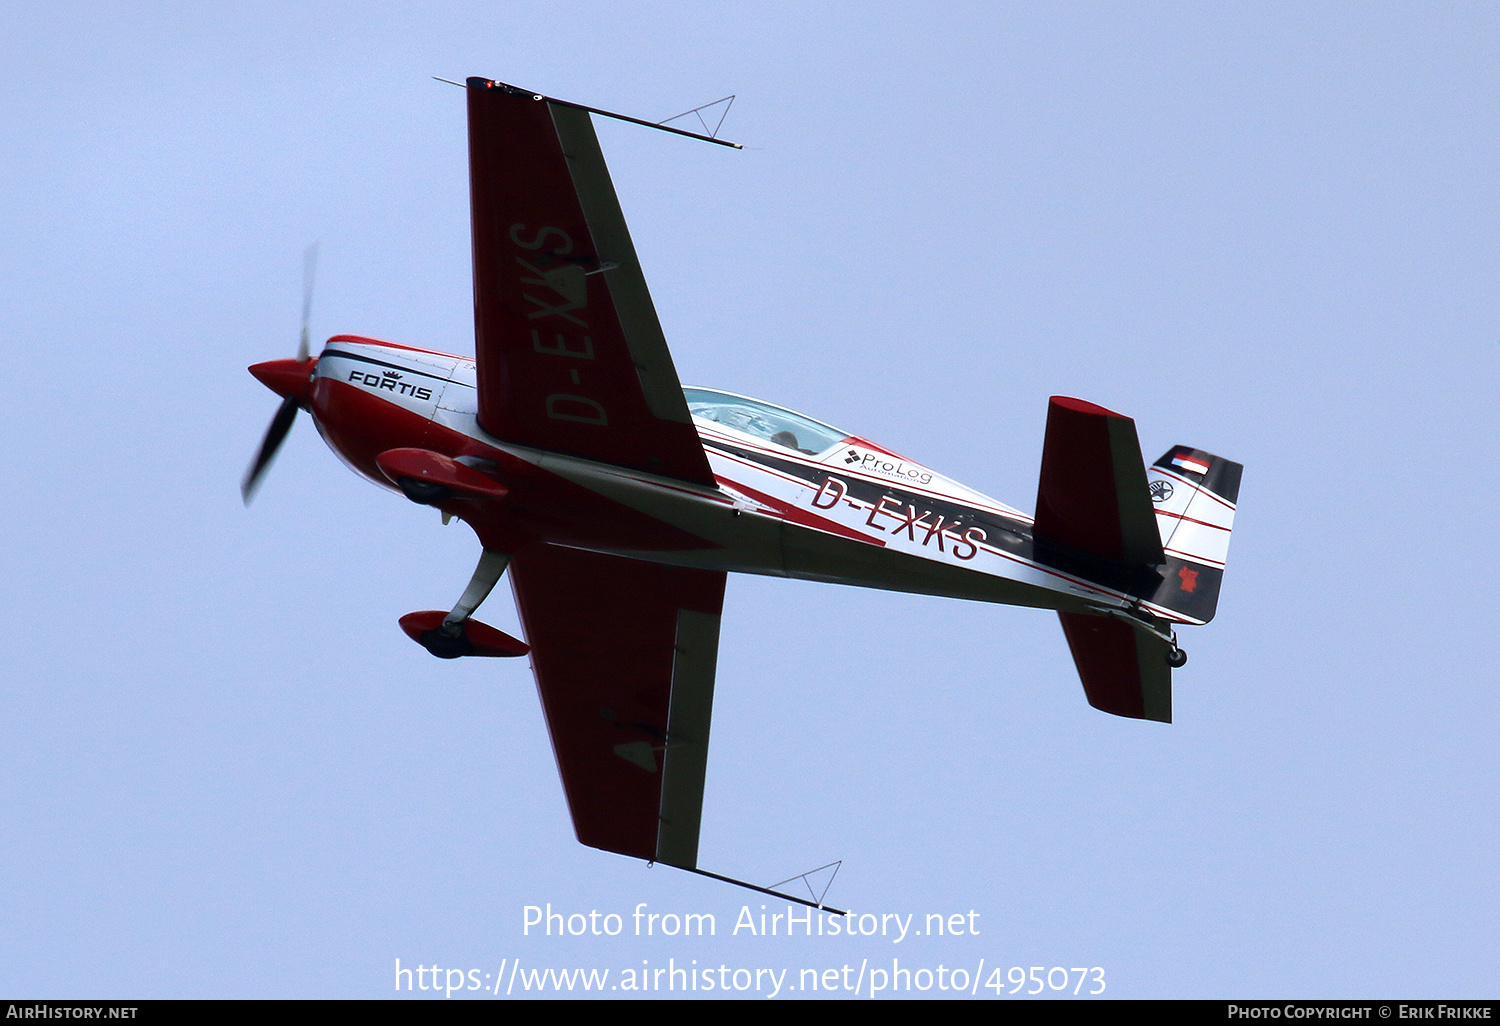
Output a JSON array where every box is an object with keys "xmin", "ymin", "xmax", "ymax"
[{"xmin": 244, "ymin": 78, "xmax": 1241, "ymax": 903}]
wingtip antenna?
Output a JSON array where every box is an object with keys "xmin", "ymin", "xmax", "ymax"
[
  {"xmin": 659, "ymin": 95, "xmax": 736, "ymax": 141},
  {"xmin": 767, "ymin": 860, "xmax": 842, "ymax": 908},
  {"xmin": 433, "ymin": 76, "xmax": 465, "ymax": 88},
  {"xmin": 678, "ymin": 862, "xmax": 846, "ymax": 915},
  {"xmin": 461, "ymin": 77, "xmax": 744, "ymax": 148}
]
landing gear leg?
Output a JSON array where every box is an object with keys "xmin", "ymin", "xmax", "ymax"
[
  {"xmin": 418, "ymin": 549, "xmax": 510, "ymax": 658},
  {"xmin": 442, "ymin": 549, "xmax": 510, "ymax": 634},
  {"xmin": 1090, "ymin": 603, "xmax": 1189, "ymax": 668},
  {"xmin": 1166, "ymin": 633, "xmax": 1188, "ymax": 668}
]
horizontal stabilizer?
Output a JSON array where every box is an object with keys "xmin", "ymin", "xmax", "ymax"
[
  {"xmin": 1035, "ymin": 397, "xmax": 1164, "ymax": 568},
  {"xmin": 1058, "ymin": 611, "xmax": 1172, "ymax": 722}
]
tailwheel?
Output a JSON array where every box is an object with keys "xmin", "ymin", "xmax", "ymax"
[{"xmin": 1166, "ymin": 645, "xmax": 1188, "ymax": 669}]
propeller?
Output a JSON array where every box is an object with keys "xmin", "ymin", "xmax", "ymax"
[
  {"xmin": 297, "ymin": 242, "xmax": 316, "ymax": 361},
  {"xmin": 242, "ymin": 244, "xmax": 319, "ymax": 505}
]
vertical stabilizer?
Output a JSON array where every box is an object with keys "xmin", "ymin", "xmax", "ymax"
[{"xmin": 1142, "ymin": 447, "xmax": 1242, "ymax": 624}]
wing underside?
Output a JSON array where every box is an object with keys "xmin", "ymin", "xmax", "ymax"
[
  {"xmin": 508, "ymin": 544, "xmax": 726, "ymax": 867},
  {"xmin": 465, "ymin": 78, "xmax": 715, "ymax": 487}
]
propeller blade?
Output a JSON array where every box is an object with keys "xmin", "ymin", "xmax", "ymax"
[
  {"xmin": 298, "ymin": 242, "xmax": 318, "ymax": 362},
  {"xmin": 241, "ymin": 396, "xmax": 300, "ymax": 505}
]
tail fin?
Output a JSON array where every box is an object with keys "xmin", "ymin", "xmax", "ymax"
[
  {"xmin": 1141, "ymin": 447, "xmax": 1242, "ymax": 624},
  {"xmin": 1034, "ymin": 399, "xmax": 1242, "ymax": 723}
]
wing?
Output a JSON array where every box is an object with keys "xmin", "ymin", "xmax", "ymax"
[
  {"xmin": 509, "ymin": 543, "xmax": 726, "ymax": 867},
  {"xmin": 465, "ymin": 78, "xmax": 716, "ymax": 487}
]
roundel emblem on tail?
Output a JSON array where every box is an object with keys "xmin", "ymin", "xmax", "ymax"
[{"xmin": 1149, "ymin": 480, "xmax": 1174, "ymax": 503}]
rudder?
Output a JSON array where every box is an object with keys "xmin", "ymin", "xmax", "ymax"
[{"xmin": 1142, "ymin": 447, "xmax": 1242, "ymax": 624}]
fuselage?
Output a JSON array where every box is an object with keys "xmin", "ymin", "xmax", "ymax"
[{"xmin": 305, "ymin": 335, "xmax": 1196, "ymax": 623}]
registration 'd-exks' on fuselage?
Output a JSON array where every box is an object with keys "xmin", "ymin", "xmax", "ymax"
[{"xmin": 243, "ymin": 77, "xmax": 1242, "ymax": 909}]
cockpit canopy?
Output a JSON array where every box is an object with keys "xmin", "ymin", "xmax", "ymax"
[{"xmin": 683, "ymin": 387, "xmax": 849, "ymax": 456}]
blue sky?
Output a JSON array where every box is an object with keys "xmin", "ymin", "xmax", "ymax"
[{"xmin": 3, "ymin": 1, "xmax": 1497, "ymax": 999}]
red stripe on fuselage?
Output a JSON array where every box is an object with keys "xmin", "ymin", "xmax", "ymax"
[
  {"xmin": 718, "ymin": 476, "xmax": 886, "ymax": 546},
  {"xmin": 1153, "ymin": 509, "xmax": 1232, "ymax": 531},
  {"xmin": 711, "ymin": 441, "xmax": 1134, "ymax": 603},
  {"xmin": 697, "ymin": 427, "xmax": 1024, "ymax": 520}
]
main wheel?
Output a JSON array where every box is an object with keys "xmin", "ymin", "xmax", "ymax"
[{"xmin": 419, "ymin": 627, "xmax": 475, "ymax": 659}]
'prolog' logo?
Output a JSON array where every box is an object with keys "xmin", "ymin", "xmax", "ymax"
[{"xmin": 840, "ymin": 447, "xmax": 934, "ymax": 486}]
